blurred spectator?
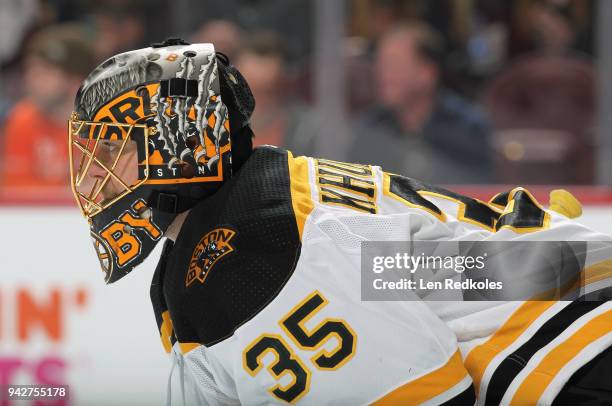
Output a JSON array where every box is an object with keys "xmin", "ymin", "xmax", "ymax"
[
  {"xmin": 510, "ymin": 0, "xmax": 594, "ymax": 57},
  {"xmin": 0, "ymin": 0, "xmax": 38, "ymax": 66},
  {"xmin": 1, "ymin": 0, "xmax": 50, "ymax": 127},
  {"xmin": 463, "ymin": 0, "xmax": 511, "ymax": 78},
  {"xmin": 349, "ymin": 22, "xmax": 493, "ymax": 184},
  {"xmin": 481, "ymin": 54, "xmax": 594, "ymax": 184},
  {"xmin": 478, "ymin": 0, "xmax": 595, "ymax": 184},
  {"xmin": 90, "ymin": 0, "xmax": 146, "ymax": 60},
  {"xmin": 344, "ymin": 36, "xmax": 376, "ymax": 114},
  {"xmin": 171, "ymin": 0, "xmax": 313, "ymax": 64},
  {"xmin": 529, "ymin": 1, "xmax": 575, "ymax": 53},
  {"xmin": 1, "ymin": 23, "xmax": 95, "ymax": 190},
  {"xmin": 234, "ymin": 32, "xmax": 322, "ymax": 156},
  {"xmin": 351, "ymin": 0, "xmax": 455, "ymax": 53},
  {"xmin": 190, "ymin": 19, "xmax": 243, "ymax": 61}
]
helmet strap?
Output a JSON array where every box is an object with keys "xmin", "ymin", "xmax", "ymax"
[{"xmin": 150, "ymin": 192, "xmax": 181, "ymax": 213}]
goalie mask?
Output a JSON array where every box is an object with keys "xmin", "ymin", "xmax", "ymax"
[{"xmin": 69, "ymin": 40, "xmax": 254, "ymax": 284}]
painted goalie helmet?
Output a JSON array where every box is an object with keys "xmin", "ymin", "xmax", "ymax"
[{"xmin": 69, "ymin": 39, "xmax": 254, "ymax": 284}]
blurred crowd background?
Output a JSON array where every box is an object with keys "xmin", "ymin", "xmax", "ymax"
[{"xmin": 0, "ymin": 0, "xmax": 607, "ymax": 201}]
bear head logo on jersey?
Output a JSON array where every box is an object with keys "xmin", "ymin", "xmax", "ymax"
[{"xmin": 69, "ymin": 39, "xmax": 254, "ymax": 283}]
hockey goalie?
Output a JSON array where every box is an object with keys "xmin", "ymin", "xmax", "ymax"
[{"xmin": 68, "ymin": 39, "xmax": 611, "ymax": 405}]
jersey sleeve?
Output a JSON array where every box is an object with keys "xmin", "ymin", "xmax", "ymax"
[{"xmin": 290, "ymin": 153, "xmax": 612, "ymax": 405}]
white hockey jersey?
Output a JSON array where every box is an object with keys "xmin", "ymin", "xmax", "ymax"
[{"xmin": 152, "ymin": 147, "xmax": 611, "ymax": 406}]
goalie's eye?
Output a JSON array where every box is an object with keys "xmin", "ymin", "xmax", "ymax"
[
  {"xmin": 100, "ymin": 139, "xmax": 137, "ymax": 155},
  {"xmin": 101, "ymin": 140, "xmax": 117, "ymax": 151}
]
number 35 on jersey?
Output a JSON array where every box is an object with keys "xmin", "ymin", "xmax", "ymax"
[{"xmin": 242, "ymin": 291, "xmax": 357, "ymax": 404}]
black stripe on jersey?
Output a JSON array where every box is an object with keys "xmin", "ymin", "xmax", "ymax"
[
  {"xmin": 579, "ymin": 287, "xmax": 612, "ymax": 301},
  {"xmin": 150, "ymin": 239, "xmax": 175, "ymax": 339},
  {"xmin": 439, "ymin": 384, "xmax": 476, "ymax": 406},
  {"xmin": 484, "ymin": 301, "xmax": 605, "ymax": 406}
]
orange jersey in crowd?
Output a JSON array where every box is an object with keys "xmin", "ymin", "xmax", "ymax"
[{"xmin": 1, "ymin": 100, "xmax": 70, "ymax": 190}]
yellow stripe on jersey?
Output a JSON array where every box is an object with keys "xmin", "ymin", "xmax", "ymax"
[
  {"xmin": 584, "ymin": 259, "xmax": 612, "ymax": 286},
  {"xmin": 179, "ymin": 342, "xmax": 201, "ymax": 354},
  {"xmin": 557, "ymin": 259, "xmax": 612, "ymax": 299},
  {"xmin": 464, "ymin": 301, "xmax": 556, "ymax": 395},
  {"xmin": 528, "ymin": 257, "xmax": 612, "ymax": 303},
  {"xmin": 509, "ymin": 310, "xmax": 612, "ymax": 406},
  {"xmin": 161, "ymin": 310, "xmax": 174, "ymax": 353},
  {"xmin": 372, "ymin": 350, "xmax": 468, "ymax": 405},
  {"xmin": 160, "ymin": 310, "xmax": 201, "ymax": 354},
  {"xmin": 287, "ymin": 152, "xmax": 314, "ymax": 240}
]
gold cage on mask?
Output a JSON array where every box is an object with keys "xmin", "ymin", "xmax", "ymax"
[{"xmin": 69, "ymin": 112, "xmax": 154, "ymax": 219}]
